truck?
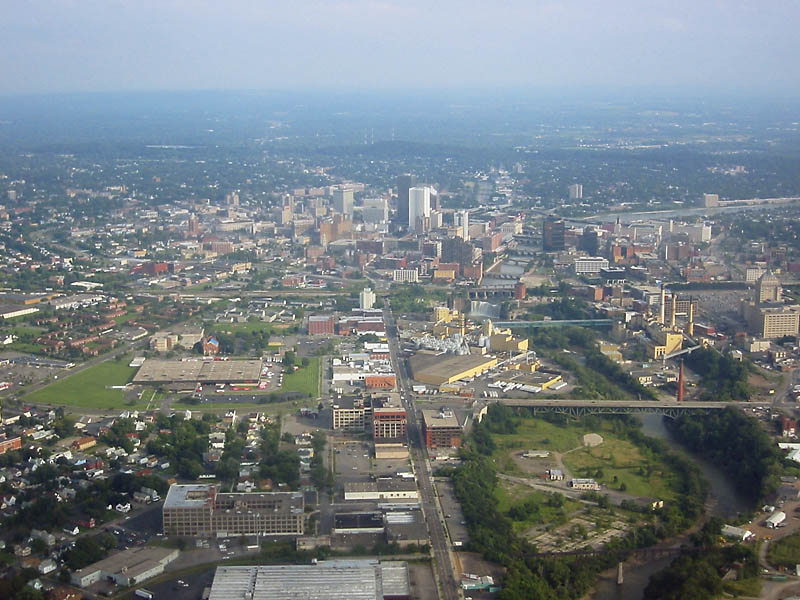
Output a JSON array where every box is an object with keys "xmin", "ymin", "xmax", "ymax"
[{"xmin": 135, "ymin": 589, "xmax": 154, "ymax": 599}]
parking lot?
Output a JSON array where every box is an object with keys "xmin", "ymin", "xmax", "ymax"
[{"xmin": 434, "ymin": 478, "xmax": 469, "ymax": 546}]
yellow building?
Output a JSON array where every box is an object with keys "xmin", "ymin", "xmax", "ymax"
[
  {"xmin": 489, "ymin": 332, "xmax": 529, "ymax": 353},
  {"xmin": 409, "ymin": 352, "xmax": 498, "ymax": 386},
  {"xmin": 433, "ymin": 306, "xmax": 453, "ymax": 323},
  {"xmin": 645, "ymin": 323, "xmax": 683, "ymax": 359}
]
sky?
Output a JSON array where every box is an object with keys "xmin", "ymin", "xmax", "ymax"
[{"xmin": 1, "ymin": 0, "xmax": 799, "ymax": 96}]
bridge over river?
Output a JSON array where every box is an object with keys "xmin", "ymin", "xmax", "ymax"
[{"xmin": 496, "ymin": 398, "xmax": 748, "ymax": 418}]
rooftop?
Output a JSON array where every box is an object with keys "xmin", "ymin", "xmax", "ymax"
[{"xmin": 208, "ymin": 561, "xmax": 409, "ymax": 600}]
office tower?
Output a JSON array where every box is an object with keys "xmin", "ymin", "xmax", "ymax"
[
  {"xmin": 429, "ymin": 210, "xmax": 443, "ymax": 229},
  {"xmin": 441, "ymin": 237, "xmax": 473, "ymax": 267},
  {"xmin": 395, "ymin": 174, "xmax": 416, "ymax": 227},
  {"xmin": 359, "ymin": 287, "xmax": 376, "ymax": 310},
  {"xmin": 542, "ymin": 217, "xmax": 565, "ymax": 252},
  {"xmin": 226, "ymin": 191, "xmax": 240, "ymax": 206},
  {"xmin": 756, "ymin": 271, "xmax": 781, "ymax": 305},
  {"xmin": 578, "ymin": 226, "xmax": 599, "ymax": 255},
  {"xmin": 455, "ymin": 210, "xmax": 470, "ymax": 240},
  {"xmin": 362, "ymin": 198, "xmax": 389, "ymax": 224},
  {"xmin": 703, "ymin": 193, "xmax": 719, "ymax": 207},
  {"xmin": 332, "ymin": 187, "xmax": 354, "ymax": 217},
  {"xmin": 408, "ymin": 186, "xmax": 431, "ymax": 232},
  {"xmin": 187, "ymin": 213, "xmax": 200, "ymax": 237},
  {"xmin": 568, "ymin": 184, "xmax": 583, "ymax": 200}
]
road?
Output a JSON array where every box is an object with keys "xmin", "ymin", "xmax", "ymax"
[{"xmin": 385, "ymin": 305, "xmax": 459, "ymax": 600}]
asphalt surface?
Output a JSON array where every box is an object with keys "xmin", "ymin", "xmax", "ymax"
[{"xmin": 385, "ymin": 305, "xmax": 459, "ymax": 600}]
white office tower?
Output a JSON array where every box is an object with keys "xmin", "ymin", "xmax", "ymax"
[
  {"xmin": 430, "ymin": 210, "xmax": 443, "ymax": 229},
  {"xmin": 408, "ymin": 186, "xmax": 432, "ymax": 232},
  {"xmin": 568, "ymin": 184, "xmax": 583, "ymax": 200},
  {"xmin": 455, "ymin": 210, "xmax": 470, "ymax": 240},
  {"xmin": 359, "ymin": 287, "xmax": 376, "ymax": 310},
  {"xmin": 332, "ymin": 187, "xmax": 354, "ymax": 216},
  {"xmin": 362, "ymin": 198, "xmax": 388, "ymax": 224}
]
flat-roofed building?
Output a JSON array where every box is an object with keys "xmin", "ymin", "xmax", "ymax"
[
  {"xmin": 133, "ymin": 359, "xmax": 262, "ymax": 385},
  {"xmin": 162, "ymin": 484, "xmax": 304, "ymax": 537},
  {"xmin": 343, "ymin": 479, "xmax": 418, "ymax": 501},
  {"xmin": 308, "ymin": 314, "xmax": 335, "ymax": 335},
  {"xmin": 743, "ymin": 301, "xmax": 800, "ymax": 339},
  {"xmin": 208, "ymin": 561, "xmax": 410, "ymax": 600},
  {"xmin": 331, "ymin": 396, "xmax": 369, "ymax": 432},
  {"xmin": 421, "ymin": 408, "xmax": 462, "ymax": 449},
  {"xmin": 409, "ymin": 353, "xmax": 497, "ymax": 386},
  {"xmin": 71, "ymin": 546, "xmax": 178, "ymax": 588},
  {"xmin": 373, "ymin": 407, "xmax": 407, "ymax": 440}
]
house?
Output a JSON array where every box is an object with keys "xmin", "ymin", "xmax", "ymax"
[
  {"xmin": 39, "ymin": 558, "xmax": 58, "ymax": 574},
  {"xmin": 71, "ymin": 437, "xmax": 97, "ymax": 451},
  {"xmin": 781, "ymin": 416, "xmax": 797, "ymax": 438},
  {"xmin": 203, "ymin": 336, "xmax": 220, "ymax": 355}
]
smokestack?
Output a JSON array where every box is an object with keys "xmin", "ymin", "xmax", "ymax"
[
  {"xmin": 677, "ymin": 360, "xmax": 685, "ymax": 403},
  {"xmin": 687, "ymin": 299, "xmax": 694, "ymax": 336},
  {"xmin": 670, "ymin": 293, "xmax": 677, "ymax": 329},
  {"xmin": 659, "ymin": 285, "xmax": 666, "ymax": 325}
]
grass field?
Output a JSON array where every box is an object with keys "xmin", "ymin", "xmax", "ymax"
[
  {"xmin": 26, "ymin": 360, "xmax": 140, "ymax": 409},
  {"xmin": 490, "ymin": 417, "xmax": 679, "ymax": 502},
  {"xmin": 767, "ymin": 531, "xmax": 800, "ymax": 569},
  {"xmin": 562, "ymin": 436, "xmax": 678, "ymax": 501},
  {"xmin": 113, "ymin": 312, "xmax": 140, "ymax": 325},
  {"xmin": 495, "ymin": 481, "xmax": 581, "ymax": 533},
  {"xmin": 280, "ymin": 357, "xmax": 321, "ymax": 398}
]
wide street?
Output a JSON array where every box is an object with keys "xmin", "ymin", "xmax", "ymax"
[{"xmin": 385, "ymin": 305, "xmax": 460, "ymax": 600}]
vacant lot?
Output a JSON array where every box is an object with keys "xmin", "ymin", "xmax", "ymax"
[
  {"xmin": 281, "ymin": 357, "xmax": 320, "ymax": 398},
  {"xmin": 26, "ymin": 360, "xmax": 139, "ymax": 409}
]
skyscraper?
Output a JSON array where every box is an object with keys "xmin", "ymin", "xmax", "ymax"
[
  {"xmin": 332, "ymin": 187, "xmax": 354, "ymax": 217},
  {"xmin": 408, "ymin": 186, "xmax": 431, "ymax": 232},
  {"xmin": 543, "ymin": 217, "xmax": 565, "ymax": 252},
  {"xmin": 568, "ymin": 184, "xmax": 583, "ymax": 200},
  {"xmin": 455, "ymin": 210, "xmax": 470, "ymax": 240},
  {"xmin": 396, "ymin": 174, "xmax": 416, "ymax": 227},
  {"xmin": 756, "ymin": 271, "xmax": 781, "ymax": 305},
  {"xmin": 359, "ymin": 287, "xmax": 376, "ymax": 310}
]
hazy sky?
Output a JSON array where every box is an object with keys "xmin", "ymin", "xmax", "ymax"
[{"xmin": 1, "ymin": 0, "xmax": 798, "ymax": 95}]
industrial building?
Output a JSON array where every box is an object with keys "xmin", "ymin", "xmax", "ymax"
[
  {"xmin": 343, "ymin": 479, "xmax": 419, "ymax": 501},
  {"xmin": 420, "ymin": 408, "xmax": 462, "ymax": 449},
  {"xmin": 70, "ymin": 546, "xmax": 178, "ymax": 588},
  {"xmin": 162, "ymin": 484, "xmax": 304, "ymax": 537},
  {"xmin": 132, "ymin": 359, "xmax": 263, "ymax": 385},
  {"xmin": 331, "ymin": 396, "xmax": 370, "ymax": 432},
  {"xmin": 208, "ymin": 561, "xmax": 410, "ymax": 600},
  {"xmin": 409, "ymin": 352, "xmax": 497, "ymax": 386}
]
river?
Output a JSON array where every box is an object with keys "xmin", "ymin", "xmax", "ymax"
[{"xmin": 590, "ymin": 413, "xmax": 750, "ymax": 600}]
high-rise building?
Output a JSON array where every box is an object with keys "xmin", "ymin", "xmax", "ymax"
[
  {"xmin": 408, "ymin": 186, "xmax": 431, "ymax": 232},
  {"xmin": 441, "ymin": 237, "xmax": 473, "ymax": 267},
  {"xmin": 455, "ymin": 210, "xmax": 470, "ymax": 240},
  {"xmin": 756, "ymin": 272, "xmax": 781, "ymax": 305},
  {"xmin": 225, "ymin": 191, "xmax": 240, "ymax": 206},
  {"xmin": 395, "ymin": 174, "xmax": 416, "ymax": 227},
  {"xmin": 359, "ymin": 287, "xmax": 376, "ymax": 310},
  {"xmin": 187, "ymin": 213, "xmax": 200, "ymax": 237},
  {"xmin": 362, "ymin": 198, "xmax": 388, "ymax": 224},
  {"xmin": 578, "ymin": 226, "xmax": 599, "ymax": 255},
  {"xmin": 332, "ymin": 187, "xmax": 354, "ymax": 217},
  {"xmin": 543, "ymin": 218, "xmax": 565, "ymax": 252},
  {"xmin": 703, "ymin": 193, "xmax": 719, "ymax": 207},
  {"xmin": 568, "ymin": 184, "xmax": 583, "ymax": 200}
]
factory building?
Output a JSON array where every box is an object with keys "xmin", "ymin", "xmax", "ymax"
[
  {"xmin": 162, "ymin": 484, "xmax": 304, "ymax": 537},
  {"xmin": 409, "ymin": 352, "xmax": 497, "ymax": 386},
  {"xmin": 208, "ymin": 561, "xmax": 410, "ymax": 600}
]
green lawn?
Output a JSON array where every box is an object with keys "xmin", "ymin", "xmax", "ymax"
[
  {"xmin": 495, "ymin": 481, "xmax": 581, "ymax": 533},
  {"xmin": 280, "ymin": 357, "xmax": 321, "ymax": 398},
  {"xmin": 489, "ymin": 417, "xmax": 679, "ymax": 502},
  {"xmin": 26, "ymin": 360, "xmax": 140, "ymax": 409},
  {"xmin": 562, "ymin": 436, "xmax": 678, "ymax": 501},
  {"xmin": 113, "ymin": 312, "xmax": 140, "ymax": 325}
]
